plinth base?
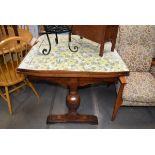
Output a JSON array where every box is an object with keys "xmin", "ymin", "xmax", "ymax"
[{"xmin": 47, "ymin": 114, "xmax": 98, "ymax": 125}]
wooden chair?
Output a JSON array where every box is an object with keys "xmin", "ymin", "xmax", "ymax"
[
  {"xmin": 151, "ymin": 58, "xmax": 155, "ymax": 78},
  {"xmin": 0, "ymin": 36, "xmax": 39, "ymax": 114},
  {"xmin": 0, "ymin": 25, "xmax": 33, "ymax": 67},
  {"xmin": 0, "ymin": 25, "xmax": 32, "ymax": 43},
  {"xmin": 112, "ymin": 45, "xmax": 155, "ymax": 121}
]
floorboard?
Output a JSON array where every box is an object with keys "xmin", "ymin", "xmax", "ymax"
[{"xmin": 0, "ymin": 82, "xmax": 155, "ymax": 129}]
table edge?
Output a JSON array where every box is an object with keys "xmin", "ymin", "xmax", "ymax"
[{"xmin": 17, "ymin": 68, "xmax": 129, "ymax": 78}]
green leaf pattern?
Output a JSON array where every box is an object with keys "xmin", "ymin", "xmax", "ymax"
[{"xmin": 18, "ymin": 34, "xmax": 129, "ymax": 72}]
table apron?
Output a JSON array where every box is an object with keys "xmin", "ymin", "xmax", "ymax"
[{"xmin": 28, "ymin": 76, "xmax": 118, "ymax": 87}]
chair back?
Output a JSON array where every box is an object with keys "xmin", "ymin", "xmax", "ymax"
[
  {"xmin": 116, "ymin": 25, "xmax": 155, "ymax": 57},
  {"xmin": 0, "ymin": 36, "xmax": 30, "ymax": 86},
  {"xmin": 0, "ymin": 25, "xmax": 31, "ymax": 42},
  {"xmin": 18, "ymin": 25, "xmax": 29, "ymax": 31},
  {"xmin": 0, "ymin": 26, "xmax": 8, "ymax": 41},
  {"xmin": 118, "ymin": 44, "xmax": 152, "ymax": 72},
  {"xmin": 0, "ymin": 26, "xmax": 18, "ymax": 40}
]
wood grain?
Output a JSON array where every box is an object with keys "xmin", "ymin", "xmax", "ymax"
[
  {"xmin": 0, "ymin": 37, "xmax": 39, "ymax": 114},
  {"xmin": 71, "ymin": 25, "xmax": 119, "ymax": 56}
]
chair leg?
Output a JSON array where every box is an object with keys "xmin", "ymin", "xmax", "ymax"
[
  {"xmin": 111, "ymin": 82, "xmax": 125, "ymax": 121},
  {"xmin": 0, "ymin": 88, "xmax": 7, "ymax": 102},
  {"xmin": 26, "ymin": 80, "xmax": 39, "ymax": 98},
  {"xmin": 5, "ymin": 86, "xmax": 13, "ymax": 114}
]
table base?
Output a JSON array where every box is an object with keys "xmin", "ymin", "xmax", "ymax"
[
  {"xmin": 27, "ymin": 76, "xmax": 121, "ymax": 124},
  {"xmin": 47, "ymin": 114, "xmax": 98, "ymax": 124}
]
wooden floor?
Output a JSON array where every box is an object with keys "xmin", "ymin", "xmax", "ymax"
[{"xmin": 0, "ymin": 81, "xmax": 155, "ymax": 129}]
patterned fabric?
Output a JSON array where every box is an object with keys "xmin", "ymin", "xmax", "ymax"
[
  {"xmin": 115, "ymin": 26, "xmax": 155, "ymax": 106},
  {"xmin": 116, "ymin": 25, "xmax": 155, "ymax": 58},
  {"xmin": 117, "ymin": 44, "xmax": 152, "ymax": 72},
  {"xmin": 18, "ymin": 34, "xmax": 129, "ymax": 73},
  {"xmin": 122, "ymin": 72, "xmax": 155, "ymax": 103}
]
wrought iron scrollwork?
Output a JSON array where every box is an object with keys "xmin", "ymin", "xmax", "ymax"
[
  {"xmin": 41, "ymin": 25, "xmax": 79, "ymax": 55},
  {"xmin": 68, "ymin": 42, "xmax": 79, "ymax": 52},
  {"xmin": 42, "ymin": 29, "xmax": 51, "ymax": 55},
  {"xmin": 68, "ymin": 26, "xmax": 78, "ymax": 52}
]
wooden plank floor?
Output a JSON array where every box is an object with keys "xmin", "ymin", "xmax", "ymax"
[{"xmin": 0, "ymin": 81, "xmax": 155, "ymax": 129}]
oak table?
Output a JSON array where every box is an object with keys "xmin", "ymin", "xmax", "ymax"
[{"xmin": 17, "ymin": 34, "xmax": 129, "ymax": 124}]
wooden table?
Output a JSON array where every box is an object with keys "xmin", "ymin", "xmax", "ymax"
[{"xmin": 17, "ymin": 34, "xmax": 129, "ymax": 124}]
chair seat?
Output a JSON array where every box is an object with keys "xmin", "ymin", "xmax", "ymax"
[{"xmin": 123, "ymin": 72, "xmax": 155, "ymax": 103}]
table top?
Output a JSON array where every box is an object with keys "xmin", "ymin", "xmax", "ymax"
[{"xmin": 17, "ymin": 34, "xmax": 129, "ymax": 78}]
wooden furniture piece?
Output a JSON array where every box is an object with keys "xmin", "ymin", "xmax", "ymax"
[
  {"xmin": 0, "ymin": 25, "xmax": 32, "ymax": 43},
  {"xmin": 112, "ymin": 25, "xmax": 155, "ymax": 120},
  {"xmin": 152, "ymin": 58, "xmax": 155, "ymax": 66},
  {"xmin": 151, "ymin": 58, "xmax": 155, "ymax": 77},
  {"xmin": 71, "ymin": 25, "xmax": 119, "ymax": 56},
  {"xmin": 112, "ymin": 45, "xmax": 155, "ymax": 121},
  {"xmin": 3, "ymin": 26, "xmax": 19, "ymax": 37},
  {"xmin": 39, "ymin": 25, "xmax": 119, "ymax": 56},
  {"xmin": 0, "ymin": 37, "xmax": 39, "ymax": 114},
  {"xmin": 151, "ymin": 58, "xmax": 155, "ymax": 78},
  {"xmin": 17, "ymin": 34, "xmax": 129, "ymax": 124}
]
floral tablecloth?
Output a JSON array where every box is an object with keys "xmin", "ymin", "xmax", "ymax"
[{"xmin": 18, "ymin": 34, "xmax": 129, "ymax": 72}]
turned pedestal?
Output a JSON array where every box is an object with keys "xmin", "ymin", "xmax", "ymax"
[{"xmin": 47, "ymin": 78, "xmax": 98, "ymax": 124}]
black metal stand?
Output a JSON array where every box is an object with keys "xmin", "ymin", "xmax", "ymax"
[
  {"xmin": 68, "ymin": 26, "xmax": 78, "ymax": 52},
  {"xmin": 42, "ymin": 26, "xmax": 51, "ymax": 55},
  {"xmin": 41, "ymin": 25, "xmax": 79, "ymax": 55}
]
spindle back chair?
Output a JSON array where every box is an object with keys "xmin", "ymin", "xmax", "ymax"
[{"xmin": 0, "ymin": 36, "xmax": 39, "ymax": 114}]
